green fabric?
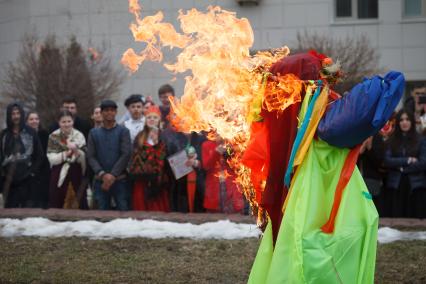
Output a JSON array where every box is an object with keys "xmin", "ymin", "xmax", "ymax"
[
  {"xmin": 249, "ymin": 139, "xmax": 378, "ymax": 284},
  {"xmin": 248, "ymin": 220, "xmax": 273, "ymax": 284},
  {"xmin": 297, "ymin": 85, "xmax": 313, "ymax": 128}
]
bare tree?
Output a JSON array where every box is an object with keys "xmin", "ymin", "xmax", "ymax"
[
  {"xmin": 1, "ymin": 34, "xmax": 124, "ymax": 127},
  {"xmin": 295, "ymin": 31, "xmax": 382, "ymax": 94}
]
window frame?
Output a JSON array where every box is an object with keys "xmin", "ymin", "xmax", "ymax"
[
  {"xmin": 403, "ymin": 0, "xmax": 426, "ymax": 18},
  {"xmin": 335, "ymin": 0, "xmax": 378, "ymax": 21}
]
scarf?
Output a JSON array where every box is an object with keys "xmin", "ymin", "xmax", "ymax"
[{"xmin": 47, "ymin": 128, "xmax": 86, "ymax": 187}]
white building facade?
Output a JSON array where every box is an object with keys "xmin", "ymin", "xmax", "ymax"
[{"xmin": 0, "ymin": 0, "xmax": 425, "ymax": 114}]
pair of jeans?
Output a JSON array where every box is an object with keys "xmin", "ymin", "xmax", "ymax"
[{"xmin": 94, "ymin": 179, "xmax": 129, "ymax": 211}]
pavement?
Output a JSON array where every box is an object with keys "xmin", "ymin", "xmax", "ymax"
[{"xmin": 0, "ymin": 208, "xmax": 426, "ymax": 229}]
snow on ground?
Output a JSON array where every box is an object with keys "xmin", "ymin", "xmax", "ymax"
[
  {"xmin": 0, "ymin": 218, "xmax": 425, "ymax": 242},
  {"xmin": 0, "ymin": 218, "xmax": 260, "ymax": 240},
  {"xmin": 377, "ymin": 227, "xmax": 426, "ymax": 243}
]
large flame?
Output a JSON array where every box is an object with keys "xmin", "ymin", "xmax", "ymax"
[{"xmin": 121, "ymin": 0, "xmax": 302, "ymax": 223}]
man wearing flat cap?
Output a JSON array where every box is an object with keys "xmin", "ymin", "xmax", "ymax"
[
  {"xmin": 123, "ymin": 94, "xmax": 146, "ymax": 143},
  {"xmin": 87, "ymin": 100, "xmax": 131, "ymax": 210}
]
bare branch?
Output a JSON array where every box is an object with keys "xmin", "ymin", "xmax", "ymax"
[{"xmin": 295, "ymin": 31, "xmax": 382, "ymax": 94}]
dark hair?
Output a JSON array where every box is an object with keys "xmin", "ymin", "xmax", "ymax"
[
  {"xmin": 57, "ymin": 110, "xmax": 74, "ymax": 121},
  {"xmin": 26, "ymin": 111, "xmax": 39, "ymax": 121},
  {"xmin": 62, "ymin": 96, "xmax": 77, "ymax": 105},
  {"xmin": 387, "ymin": 109, "xmax": 419, "ymax": 155},
  {"xmin": 125, "ymin": 94, "xmax": 144, "ymax": 107},
  {"xmin": 158, "ymin": 84, "xmax": 175, "ymax": 97}
]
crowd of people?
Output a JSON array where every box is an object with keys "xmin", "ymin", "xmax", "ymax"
[
  {"xmin": 0, "ymin": 84, "xmax": 246, "ymax": 214},
  {"xmin": 0, "ymin": 84, "xmax": 425, "ymax": 218},
  {"xmin": 358, "ymin": 86, "xmax": 426, "ymax": 219}
]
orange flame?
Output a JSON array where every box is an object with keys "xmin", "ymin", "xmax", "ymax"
[{"xmin": 122, "ymin": 1, "xmax": 301, "ymax": 224}]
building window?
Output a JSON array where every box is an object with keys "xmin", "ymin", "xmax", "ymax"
[
  {"xmin": 336, "ymin": 0, "xmax": 378, "ymax": 19},
  {"xmin": 404, "ymin": 0, "xmax": 426, "ymax": 17}
]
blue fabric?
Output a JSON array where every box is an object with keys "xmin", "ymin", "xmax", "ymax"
[
  {"xmin": 318, "ymin": 71, "xmax": 405, "ymax": 148},
  {"xmin": 94, "ymin": 179, "xmax": 130, "ymax": 211},
  {"xmin": 384, "ymin": 138, "xmax": 426, "ymax": 191},
  {"xmin": 284, "ymin": 82, "xmax": 322, "ymax": 187},
  {"xmin": 90, "ymin": 125, "xmax": 127, "ymax": 172}
]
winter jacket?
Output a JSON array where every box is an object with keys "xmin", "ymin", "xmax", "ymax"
[
  {"xmin": 384, "ymin": 136, "xmax": 426, "ymax": 190},
  {"xmin": 0, "ymin": 103, "xmax": 43, "ymax": 184}
]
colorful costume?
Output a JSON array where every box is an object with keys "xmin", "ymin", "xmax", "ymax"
[
  {"xmin": 202, "ymin": 140, "xmax": 244, "ymax": 213},
  {"xmin": 47, "ymin": 128, "xmax": 87, "ymax": 209},
  {"xmin": 129, "ymin": 106, "xmax": 169, "ymax": 212},
  {"xmin": 245, "ymin": 52, "xmax": 404, "ymax": 283}
]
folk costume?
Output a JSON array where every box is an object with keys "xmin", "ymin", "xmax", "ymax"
[
  {"xmin": 47, "ymin": 128, "xmax": 87, "ymax": 209},
  {"xmin": 129, "ymin": 106, "xmax": 169, "ymax": 211},
  {"xmin": 245, "ymin": 52, "xmax": 405, "ymax": 283}
]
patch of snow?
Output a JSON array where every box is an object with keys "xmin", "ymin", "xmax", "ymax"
[
  {"xmin": 0, "ymin": 218, "xmax": 261, "ymax": 240},
  {"xmin": 377, "ymin": 227, "xmax": 426, "ymax": 244},
  {"xmin": 0, "ymin": 218, "xmax": 425, "ymax": 243}
]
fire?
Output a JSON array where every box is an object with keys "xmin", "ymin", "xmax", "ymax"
[{"xmin": 121, "ymin": 0, "xmax": 300, "ymax": 223}]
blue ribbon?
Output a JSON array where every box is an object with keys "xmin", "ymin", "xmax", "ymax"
[{"xmin": 284, "ymin": 81, "xmax": 322, "ymax": 187}]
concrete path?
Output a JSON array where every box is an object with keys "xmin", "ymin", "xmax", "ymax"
[{"xmin": 0, "ymin": 209, "xmax": 425, "ymax": 228}]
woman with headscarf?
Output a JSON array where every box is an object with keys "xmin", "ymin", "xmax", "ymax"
[
  {"xmin": 129, "ymin": 105, "xmax": 169, "ymax": 211},
  {"xmin": 47, "ymin": 110, "xmax": 87, "ymax": 209}
]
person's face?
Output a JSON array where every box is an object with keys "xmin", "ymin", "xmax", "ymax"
[
  {"xmin": 59, "ymin": 115, "xmax": 74, "ymax": 134},
  {"xmin": 27, "ymin": 113, "xmax": 40, "ymax": 130},
  {"xmin": 399, "ymin": 113, "xmax": 412, "ymax": 132},
  {"xmin": 92, "ymin": 107, "xmax": 102, "ymax": 123},
  {"xmin": 143, "ymin": 102, "xmax": 153, "ymax": 115},
  {"xmin": 11, "ymin": 107, "xmax": 21, "ymax": 126},
  {"xmin": 128, "ymin": 102, "xmax": 144, "ymax": 120},
  {"xmin": 101, "ymin": 107, "xmax": 117, "ymax": 122},
  {"xmin": 412, "ymin": 87, "xmax": 426, "ymax": 98},
  {"xmin": 62, "ymin": 102, "xmax": 77, "ymax": 116},
  {"xmin": 159, "ymin": 92, "xmax": 173, "ymax": 107},
  {"xmin": 146, "ymin": 113, "xmax": 160, "ymax": 128}
]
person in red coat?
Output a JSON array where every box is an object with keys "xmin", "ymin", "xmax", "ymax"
[
  {"xmin": 202, "ymin": 135, "xmax": 244, "ymax": 213},
  {"xmin": 128, "ymin": 105, "xmax": 169, "ymax": 212}
]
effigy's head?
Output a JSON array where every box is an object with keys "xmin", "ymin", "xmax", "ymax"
[{"xmin": 269, "ymin": 52, "xmax": 322, "ymax": 81}]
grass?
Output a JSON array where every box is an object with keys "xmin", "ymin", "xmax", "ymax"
[{"xmin": 0, "ymin": 237, "xmax": 425, "ymax": 283}]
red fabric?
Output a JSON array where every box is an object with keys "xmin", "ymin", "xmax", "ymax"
[
  {"xmin": 321, "ymin": 144, "xmax": 361, "ymax": 233},
  {"xmin": 202, "ymin": 140, "xmax": 244, "ymax": 212},
  {"xmin": 132, "ymin": 180, "xmax": 170, "ymax": 212},
  {"xmin": 263, "ymin": 53, "xmax": 322, "ymax": 243},
  {"xmin": 241, "ymin": 122, "xmax": 270, "ymax": 204},
  {"xmin": 187, "ymin": 171, "xmax": 196, "ymax": 212}
]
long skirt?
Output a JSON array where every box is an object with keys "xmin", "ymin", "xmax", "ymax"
[
  {"xmin": 132, "ymin": 180, "xmax": 170, "ymax": 212},
  {"xmin": 48, "ymin": 163, "xmax": 87, "ymax": 209}
]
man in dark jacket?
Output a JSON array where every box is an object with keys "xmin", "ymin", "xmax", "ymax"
[
  {"xmin": 49, "ymin": 96, "xmax": 92, "ymax": 139},
  {"xmin": 0, "ymin": 103, "xmax": 43, "ymax": 207},
  {"xmin": 87, "ymin": 100, "xmax": 132, "ymax": 210}
]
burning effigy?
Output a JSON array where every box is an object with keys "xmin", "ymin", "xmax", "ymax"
[{"xmin": 121, "ymin": 1, "xmax": 405, "ymax": 283}]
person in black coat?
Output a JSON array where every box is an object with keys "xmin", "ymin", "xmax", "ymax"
[
  {"xmin": 358, "ymin": 134, "xmax": 387, "ymax": 216},
  {"xmin": 26, "ymin": 111, "xmax": 50, "ymax": 208},
  {"xmin": 384, "ymin": 109, "xmax": 426, "ymax": 218},
  {"xmin": 160, "ymin": 125, "xmax": 206, "ymax": 213},
  {"xmin": 0, "ymin": 103, "xmax": 43, "ymax": 208}
]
